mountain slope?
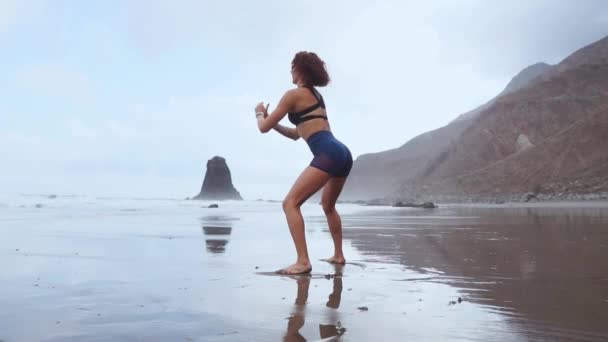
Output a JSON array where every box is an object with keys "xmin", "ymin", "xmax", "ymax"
[{"xmin": 343, "ymin": 35, "xmax": 608, "ymax": 202}]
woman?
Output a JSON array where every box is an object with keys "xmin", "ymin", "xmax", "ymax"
[{"xmin": 255, "ymin": 51, "xmax": 353, "ymax": 275}]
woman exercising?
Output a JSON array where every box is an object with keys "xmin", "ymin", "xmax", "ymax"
[{"xmin": 255, "ymin": 51, "xmax": 353, "ymax": 275}]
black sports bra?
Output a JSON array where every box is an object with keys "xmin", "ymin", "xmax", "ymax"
[{"xmin": 288, "ymin": 87, "xmax": 328, "ymax": 126}]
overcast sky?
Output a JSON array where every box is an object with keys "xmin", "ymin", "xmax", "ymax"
[{"xmin": 1, "ymin": 0, "xmax": 607, "ymax": 199}]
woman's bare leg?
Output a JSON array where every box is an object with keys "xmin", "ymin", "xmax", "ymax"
[
  {"xmin": 321, "ymin": 177, "xmax": 348, "ymax": 264},
  {"xmin": 278, "ymin": 166, "xmax": 331, "ymax": 274}
]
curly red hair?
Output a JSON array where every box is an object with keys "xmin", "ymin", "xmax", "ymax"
[{"xmin": 291, "ymin": 51, "xmax": 330, "ymax": 87}]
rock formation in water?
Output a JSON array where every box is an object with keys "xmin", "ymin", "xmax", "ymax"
[
  {"xmin": 393, "ymin": 201, "xmax": 437, "ymax": 209},
  {"xmin": 193, "ymin": 156, "xmax": 243, "ymax": 200},
  {"xmin": 343, "ymin": 35, "xmax": 608, "ymax": 202}
]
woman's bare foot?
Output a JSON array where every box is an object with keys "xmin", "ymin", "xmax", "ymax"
[
  {"xmin": 276, "ymin": 261, "xmax": 312, "ymax": 275},
  {"xmin": 321, "ymin": 255, "xmax": 346, "ymax": 264}
]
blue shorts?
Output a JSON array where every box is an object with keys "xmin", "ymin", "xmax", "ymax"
[{"xmin": 306, "ymin": 130, "xmax": 353, "ymax": 177}]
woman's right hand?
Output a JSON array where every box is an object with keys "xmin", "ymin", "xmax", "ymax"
[{"xmin": 263, "ymin": 103, "xmax": 270, "ymax": 118}]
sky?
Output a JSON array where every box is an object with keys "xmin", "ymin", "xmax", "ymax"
[{"xmin": 1, "ymin": 0, "xmax": 607, "ymax": 200}]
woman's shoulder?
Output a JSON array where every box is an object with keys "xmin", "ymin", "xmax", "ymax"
[
  {"xmin": 282, "ymin": 87, "xmax": 307, "ymax": 100},
  {"xmin": 286, "ymin": 87, "xmax": 306, "ymax": 94}
]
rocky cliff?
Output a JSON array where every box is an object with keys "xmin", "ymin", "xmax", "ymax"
[
  {"xmin": 343, "ymin": 35, "xmax": 608, "ymax": 202},
  {"xmin": 193, "ymin": 156, "xmax": 243, "ymax": 200}
]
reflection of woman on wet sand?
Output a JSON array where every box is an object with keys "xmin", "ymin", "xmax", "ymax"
[
  {"xmin": 283, "ymin": 265, "xmax": 345, "ymax": 342},
  {"xmin": 320, "ymin": 265, "xmax": 345, "ymax": 339},
  {"xmin": 284, "ymin": 276, "xmax": 310, "ymax": 342},
  {"xmin": 255, "ymin": 51, "xmax": 352, "ymax": 275}
]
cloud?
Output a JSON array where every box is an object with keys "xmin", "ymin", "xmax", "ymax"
[
  {"xmin": 120, "ymin": 0, "xmax": 277, "ymax": 56},
  {"xmin": 0, "ymin": 1, "xmax": 22, "ymax": 36},
  {"xmin": 16, "ymin": 65, "xmax": 94, "ymax": 104},
  {"xmin": 0, "ymin": 89, "xmax": 308, "ymax": 198},
  {"xmin": 431, "ymin": 0, "xmax": 608, "ymax": 78},
  {"xmin": 0, "ymin": 0, "xmax": 45, "ymax": 43}
]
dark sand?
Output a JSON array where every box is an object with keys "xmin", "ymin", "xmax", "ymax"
[
  {"xmin": 335, "ymin": 203, "xmax": 608, "ymax": 341},
  {"xmin": 1, "ymin": 197, "xmax": 607, "ymax": 341}
]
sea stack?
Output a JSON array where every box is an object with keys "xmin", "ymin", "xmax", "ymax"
[{"xmin": 193, "ymin": 156, "xmax": 243, "ymax": 200}]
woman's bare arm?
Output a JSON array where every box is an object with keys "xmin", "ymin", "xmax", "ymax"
[
  {"xmin": 273, "ymin": 123, "xmax": 300, "ymax": 140},
  {"xmin": 257, "ymin": 89, "xmax": 297, "ymax": 133}
]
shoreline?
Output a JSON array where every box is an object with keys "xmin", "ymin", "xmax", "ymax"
[{"xmin": 337, "ymin": 198, "xmax": 608, "ymax": 209}]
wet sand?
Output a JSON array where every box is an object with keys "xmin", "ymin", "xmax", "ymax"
[{"xmin": 1, "ymin": 196, "xmax": 607, "ymax": 341}]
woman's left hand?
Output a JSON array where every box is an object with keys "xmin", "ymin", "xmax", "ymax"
[{"xmin": 255, "ymin": 102, "xmax": 267, "ymax": 115}]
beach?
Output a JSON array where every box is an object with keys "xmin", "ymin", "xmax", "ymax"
[{"xmin": 1, "ymin": 195, "xmax": 607, "ymax": 341}]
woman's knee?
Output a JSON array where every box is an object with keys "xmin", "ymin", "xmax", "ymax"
[
  {"xmin": 283, "ymin": 197, "xmax": 299, "ymax": 211},
  {"xmin": 322, "ymin": 201, "xmax": 336, "ymax": 214}
]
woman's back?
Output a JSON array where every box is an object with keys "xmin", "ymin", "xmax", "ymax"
[{"xmin": 289, "ymin": 87, "xmax": 331, "ymax": 141}]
